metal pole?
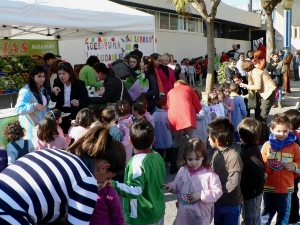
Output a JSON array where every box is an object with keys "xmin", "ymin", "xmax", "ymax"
[
  {"xmin": 284, "ymin": 9, "xmax": 292, "ymax": 48},
  {"xmin": 249, "ymin": 0, "xmax": 252, "ymax": 12}
]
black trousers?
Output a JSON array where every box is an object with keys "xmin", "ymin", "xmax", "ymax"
[{"xmin": 289, "ymin": 176, "xmax": 300, "ymax": 223}]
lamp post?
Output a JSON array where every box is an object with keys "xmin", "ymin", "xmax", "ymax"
[{"xmin": 282, "ymin": 0, "xmax": 294, "ymax": 48}]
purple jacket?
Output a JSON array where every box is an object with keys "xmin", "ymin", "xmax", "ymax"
[{"xmin": 90, "ymin": 186, "xmax": 124, "ymax": 225}]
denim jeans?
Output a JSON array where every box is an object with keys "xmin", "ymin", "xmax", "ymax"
[{"xmin": 277, "ymin": 86, "xmax": 282, "ymax": 102}]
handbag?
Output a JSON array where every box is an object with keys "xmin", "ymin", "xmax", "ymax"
[
  {"xmin": 247, "ymin": 90, "xmax": 257, "ymax": 109},
  {"xmin": 106, "ymin": 76, "xmax": 124, "ymax": 110}
]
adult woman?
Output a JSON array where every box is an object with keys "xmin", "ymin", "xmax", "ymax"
[
  {"xmin": 225, "ymin": 57, "xmax": 239, "ymax": 83},
  {"xmin": 141, "ymin": 57, "xmax": 159, "ymax": 113},
  {"xmin": 51, "ymin": 62, "xmax": 89, "ymax": 133},
  {"xmin": 246, "ymin": 50, "xmax": 254, "ymax": 60},
  {"xmin": 79, "ymin": 55, "xmax": 101, "ymax": 88},
  {"xmin": 240, "ymin": 60, "xmax": 276, "ymax": 141},
  {"xmin": 0, "ymin": 126, "xmax": 126, "ymax": 224},
  {"xmin": 252, "ymin": 50, "xmax": 266, "ymax": 70},
  {"xmin": 48, "ymin": 59, "xmax": 62, "ymax": 89},
  {"xmin": 233, "ymin": 73, "xmax": 251, "ymax": 117},
  {"xmin": 89, "ymin": 63, "xmax": 132, "ymax": 105},
  {"xmin": 167, "ymin": 80, "xmax": 201, "ymax": 174},
  {"xmin": 15, "ymin": 66, "xmax": 48, "ymax": 140},
  {"xmin": 157, "ymin": 52, "xmax": 176, "ymax": 95}
]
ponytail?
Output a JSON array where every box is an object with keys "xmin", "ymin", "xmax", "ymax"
[{"xmin": 68, "ymin": 126, "xmax": 126, "ymax": 173}]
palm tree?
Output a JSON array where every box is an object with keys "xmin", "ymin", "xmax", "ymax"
[{"xmin": 172, "ymin": 0, "xmax": 221, "ymax": 94}]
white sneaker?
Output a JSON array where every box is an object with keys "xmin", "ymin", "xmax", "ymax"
[{"xmin": 198, "ymin": 84, "xmax": 203, "ymax": 86}]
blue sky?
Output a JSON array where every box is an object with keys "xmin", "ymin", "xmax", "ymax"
[{"xmin": 222, "ymin": 0, "xmax": 249, "ymax": 6}]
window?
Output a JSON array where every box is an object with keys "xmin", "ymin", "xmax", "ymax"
[
  {"xmin": 170, "ymin": 14, "xmax": 179, "ymax": 30},
  {"xmin": 294, "ymin": 28, "xmax": 298, "ymax": 39},
  {"xmin": 188, "ymin": 18, "xmax": 196, "ymax": 32},
  {"xmin": 178, "ymin": 16, "xmax": 187, "ymax": 31},
  {"xmin": 160, "ymin": 13, "xmax": 169, "ymax": 29},
  {"xmin": 148, "ymin": 10, "xmax": 160, "ymax": 29}
]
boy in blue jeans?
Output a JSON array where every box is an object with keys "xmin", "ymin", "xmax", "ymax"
[
  {"xmin": 112, "ymin": 119, "xmax": 166, "ymax": 225},
  {"xmin": 208, "ymin": 117, "xmax": 243, "ymax": 225},
  {"xmin": 261, "ymin": 113, "xmax": 300, "ymax": 225}
]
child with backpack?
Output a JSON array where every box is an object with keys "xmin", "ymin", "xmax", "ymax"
[{"xmin": 3, "ymin": 120, "xmax": 35, "ymax": 165}]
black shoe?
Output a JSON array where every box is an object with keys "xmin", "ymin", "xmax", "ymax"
[{"xmin": 170, "ymin": 147, "xmax": 179, "ymax": 174}]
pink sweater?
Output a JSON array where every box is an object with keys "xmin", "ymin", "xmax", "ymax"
[
  {"xmin": 34, "ymin": 135, "xmax": 68, "ymax": 150},
  {"xmin": 68, "ymin": 126, "xmax": 90, "ymax": 141},
  {"xmin": 118, "ymin": 115, "xmax": 133, "ymax": 163},
  {"xmin": 223, "ymin": 97, "xmax": 234, "ymax": 122},
  {"xmin": 90, "ymin": 186, "xmax": 124, "ymax": 225},
  {"xmin": 169, "ymin": 166, "xmax": 223, "ymax": 225}
]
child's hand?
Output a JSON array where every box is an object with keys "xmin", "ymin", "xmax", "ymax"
[
  {"xmin": 282, "ymin": 162, "xmax": 293, "ymax": 171},
  {"xmin": 163, "ymin": 184, "xmax": 173, "ymax": 192},
  {"xmin": 188, "ymin": 192, "xmax": 201, "ymax": 202}
]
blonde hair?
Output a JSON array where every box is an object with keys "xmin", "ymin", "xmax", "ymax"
[
  {"xmin": 161, "ymin": 52, "xmax": 171, "ymax": 62},
  {"xmin": 174, "ymin": 79, "xmax": 188, "ymax": 87}
]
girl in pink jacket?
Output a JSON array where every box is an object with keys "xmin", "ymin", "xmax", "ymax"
[{"xmin": 164, "ymin": 138, "xmax": 223, "ymax": 225}]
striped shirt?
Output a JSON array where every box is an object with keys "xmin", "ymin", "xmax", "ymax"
[{"xmin": 0, "ymin": 149, "xmax": 98, "ymax": 225}]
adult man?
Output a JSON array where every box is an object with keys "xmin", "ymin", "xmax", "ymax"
[
  {"xmin": 283, "ymin": 46, "xmax": 293, "ymax": 93},
  {"xmin": 234, "ymin": 44, "xmax": 244, "ymax": 60},
  {"xmin": 150, "ymin": 53, "xmax": 164, "ymax": 95},
  {"xmin": 236, "ymin": 53, "xmax": 247, "ymax": 77},
  {"xmin": 228, "ymin": 44, "xmax": 237, "ymax": 58},
  {"xmin": 43, "ymin": 53, "xmax": 56, "ymax": 96},
  {"xmin": 150, "ymin": 53, "xmax": 162, "ymax": 68},
  {"xmin": 130, "ymin": 44, "xmax": 143, "ymax": 61}
]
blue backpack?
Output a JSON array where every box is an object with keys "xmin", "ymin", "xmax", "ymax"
[{"xmin": 0, "ymin": 148, "xmax": 8, "ymax": 173}]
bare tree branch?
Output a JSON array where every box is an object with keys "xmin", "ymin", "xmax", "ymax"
[
  {"xmin": 211, "ymin": 0, "xmax": 221, "ymax": 17},
  {"xmin": 261, "ymin": 0, "xmax": 282, "ymax": 14}
]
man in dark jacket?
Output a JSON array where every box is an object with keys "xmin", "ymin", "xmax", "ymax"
[{"xmin": 130, "ymin": 44, "xmax": 143, "ymax": 61}]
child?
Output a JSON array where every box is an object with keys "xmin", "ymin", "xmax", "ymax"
[
  {"xmin": 90, "ymin": 180, "xmax": 124, "ymax": 225},
  {"xmin": 163, "ymin": 138, "xmax": 223, "ymax": 225},
  {"xmin": 187, "ymin": 61, "xmax": 196, "ymax": 86},
  {"xmin": 208, "ymin": 91, "xmax": 225, "ymax": 121},
  {"xmin": 222, "ymin": 84, "xmax": 234, "ymax": 122},
  {"xmin": 111, "ymin": 119, "xmax": 166, "ymax": 225},
  {"xmin": 179, "ymin": 59, "xmax": 187, "ymax": 81},
  {"xmin": 68, "ymin": 108, "xmax": 94, "ymax": 142},
  {"xmin": 89, "ymin": 106, "xmax": 103, "ymax": 128},
  {"xmin": 45, "ymin": 109, "xmax": 66, "ymax": 140},
  {"xmin": 34, "ymin": 117, "xmax": 68, "ymax": 150},
  {"xmin": 208, "ymin": 117, "xmax": 243, "ymax": 225},
  {"xmin": 3, "ymin": 120, "xmax": 35, "ymax": 165},
  {"xmin": 152, "ymin": 96, "xmax": 172, "ymax": 165},
  {"xmin": 115, "ymin": 100, "xmax": 133, "ymax": 163},
  {"xmin": 238, "ymin": 118, "xmax": 265, "ymax": 225},
  {"xmin": 101, "ymin": 108, "xmax": 122, "ymax": 142},
  {"xmin": 135, "ymin": 95, "xmax": 155, "ymax": 127},
  {"xmin": 193, "ymin": 90, "xmax": 211, "ymax": 149},
  {"xmin": 261, "ymin": 113, "xmax": 300, "ymax": 225},
  {"xmin": 280, "ymin": 110, "xmax": 300, "ymax": 225},
  {"xmin": 132, "ymin": 100, "xmax": 155, "ymax": 128},
  {"xmin": 229, "ymin": 83, "xmax": 247, "ymax": 142}
]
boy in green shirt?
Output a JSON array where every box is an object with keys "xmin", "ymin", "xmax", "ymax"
[{"xmin": 112, "ymin": 119, "xmax": 166, "ymax": 225}]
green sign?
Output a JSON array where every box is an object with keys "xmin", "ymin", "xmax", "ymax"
[{"xmin": 0, "ymin": 39, "xmax": 59, "ymax": 56}]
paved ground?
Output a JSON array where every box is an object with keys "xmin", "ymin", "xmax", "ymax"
[{"xmin": 163, "ymin": 78, "xmax": 300, "ymax": 225}]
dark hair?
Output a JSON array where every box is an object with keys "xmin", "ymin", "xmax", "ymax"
[
  {"xmin": 89, "ymin": 106, "xmax": 102, "ymax": 121},
  {"xmin": 43, "ymin": 53, "xmax": 55, "ymax": 63},
  {"xmin": 68, "ymin": 126, "xmax": 126, "ymax": 173},
  {"xmin": 194, "ymin": 90, "xmax": 202, "ymax": 101},
  {"xmin": 241, "ymin": 60, "xmax": 255, "ymax": 72},
  {"xmin": 37, "ymin": 117, "xmax": 58, "ymax": 143},
  {"xmin": 115, "ymin": 100, "xmax": 131, "ymax": 117},
  {"xmin": 207, "ymin": 117, "xmax": 235, "ymax": 147},
  {"xmin": 129, "ymin": 55, "xmax": 140, "ymax": 71},
  {"xmin": 238, "ymin": 118, "xmax": 262, "ymax": 144},
  {"xmin": 150, "ymin": 53, "xmax": 161, "ymax": 60},
  {"xmin": 284, "ymin": 109, "xmax": 300, "ymax": 130},
  {"xmin": 132, "ymin": 102, "xmax": 146, "ymax": 115},
  {"xmin": 28, "ymin": 65, "xmax": 47, "ymax": 104},
  {"xmin": 228, "ymin": 57, "xmax": 237, "ymax": 63},
  {"xmin": 144, "ymin": 57, "xmax": 156, "ymax": 79},
  {"xmin": 236, "ymin": 44, "xmax": 240, "ymax": 49},
  {"xmin": 57, "ymin": 62, "xmax": 78, "ymax": 85},
  {"xmin": 86, "ymin": 56, "xmax": 100, "ymax": 67},
  {"xmin": 233, "ymin": 73, "xmax": 242, "ymax": 80},
  {"xmin": 93, "ymin": 63, "xmax": 115, "ymax": 77},
  {"xmin": 270, "ymin": 113, "xmax": 290, "ymax": 129},
  {"xmin": 239, "ymin": 52, "xmax": 245, "ymax": 57},
  {"xmin": 75, "ymin": 108, "xmax": 94, "ymax": 128},
  {"xmin": 133, "ymin": 44, "xmax": 139, "ymax": 48},
  {"xmin": 3, "ymin": 120, "xmax": 25, "ymax": 142},
  {"xmin": 230, "ymin": 83, "xmax": 238, "ymax": 92},
  {"xmin": 246, "ymin": 50, "xmax": 253, "ymax": 57},
  {"xmin": 48, "ymin": 59, "xmax": 62, "ymax": 79},
  {"xmin": 156, "ymin": 96, "xmax": 167, "ymax": 109},
  {"xmin": 181, "ymin": 138, "xmax": 209, "ymax": 167},
  {"xmin": 130, "ymin": 119, "xmax": 154, "ymax": 150},
  {"xmin": 101, "ymin": 108, "xmax": 116, "ymax": 124},
  {"xmin": 46, "ymin": 109, "xmax": 62, "ymax": 121},
  {"xmin": 135, "ymin": 95, "xmax": 147, "ymax": 106}
]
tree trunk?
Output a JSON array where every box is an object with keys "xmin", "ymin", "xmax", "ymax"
[
  {"xmin": 205, "ymin": 19, "xmax": 215, "ymax": 95},
  {"xmin": 266, "ymin": 13, "xmax": 274, "ymax": 62}
]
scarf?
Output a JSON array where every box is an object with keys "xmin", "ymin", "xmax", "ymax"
[
  {"xmin": 269, "ymin": 132, "xmax": 296, "ymax": 151},
  {"xmin": 154, "ymin": 69, "xmax": 165, "ymax": 96},
  {"xmin": 188, "ymin": 165, "xmax": 206, "ymax": 176}
]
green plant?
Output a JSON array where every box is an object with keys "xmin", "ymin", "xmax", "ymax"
[{"xmin": 217, "ymin": 61, "xmax": 229, "ymax": 84}]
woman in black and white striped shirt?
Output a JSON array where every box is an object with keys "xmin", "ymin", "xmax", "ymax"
[{"xmin": 0, "ymin": 126, "xmax": 126, "ymax": 225}]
